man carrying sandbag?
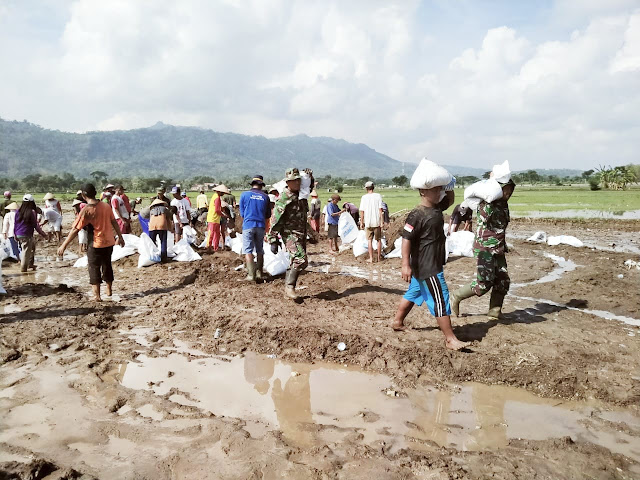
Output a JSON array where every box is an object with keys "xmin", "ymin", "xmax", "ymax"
[
  {"xmin": 267, "ymin": 168, "xmax": 309, "ymax": 300},
  {"xmin": 391, "ymin": 159, "xmax": 469, "ymax": 351},
  {"xmin": 450, "ymin": 162, "xmax": 516, "ymax": 320}
]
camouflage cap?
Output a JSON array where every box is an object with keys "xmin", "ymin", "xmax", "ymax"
[{"xmin": 285, "ymin": 168, "xmax": 301, "ymax": 181}]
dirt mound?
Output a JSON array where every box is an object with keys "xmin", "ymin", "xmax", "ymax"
[{"xmin": 383, "ymin": 212, "xmax": 410, "ymax": 254}]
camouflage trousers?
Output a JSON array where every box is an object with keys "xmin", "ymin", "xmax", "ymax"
[
  {"xmin": 284, "ymin": 234, "xmax": 308, "ymax": 270},
  {"xmin": 471, "ymin": 252, "xmax": 510, "ymax": 296}
]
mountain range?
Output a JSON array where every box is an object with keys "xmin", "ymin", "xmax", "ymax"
[{"xmin": 0, "ymin": 118, "xmax": 582, "ymax": 180}]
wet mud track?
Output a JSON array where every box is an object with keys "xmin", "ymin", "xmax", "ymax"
[{"xmin": 1, "ymin": 218, "xmax": 639, "ymax": 479}]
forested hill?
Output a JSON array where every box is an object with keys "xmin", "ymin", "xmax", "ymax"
[{"xmin": 0, "ymin": 119, "xmax": 405, "ymax": 179}]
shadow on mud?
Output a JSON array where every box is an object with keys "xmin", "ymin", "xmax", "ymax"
[
  {"xmin": 453, "ymin": 302, "xmax": 577, "ymax": 342},
  {"xmin": 310, "ymin": 284, "xmax": 406, "ymax": 301},
  {"xmin": 0, "ymin": 304, "xmax": 125, "ymax": 324}
]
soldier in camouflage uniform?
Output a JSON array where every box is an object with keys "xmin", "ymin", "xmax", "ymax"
[
  {"xmin": 450, "ymin": 179, "xmax": 516, "ymax": 319},
  {"xmin": 267, "ymin": 168, "xmax": 312, "ymax": 300}
]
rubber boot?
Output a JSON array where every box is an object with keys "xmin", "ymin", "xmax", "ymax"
[
  {"xmin": 450, "ymin": 284, "xmax": 475, "ymax": 317},
  {"xmin": 487, "ymin": 290, "xmax": 506, "ymax": 320},
  {"xmin": 255, "ymin": 255, "xmax": 264, "ymax": 282},
  {"xmin": 284, "ymin": 268, "xmax": 300, "ymax": 300},
  {"xmin": 245, "ymin": 260, "xmax": 256, "ymax": 281}
]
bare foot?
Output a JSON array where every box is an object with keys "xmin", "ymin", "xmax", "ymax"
[
  {"xmin": 445, "ymin": 338, "xmax": 470, "ymax": 351},
  {"xmin": 391, "ymin": 322, "xmax": 407, "ymax": 331},
  {"xmin": 94, "ymin": 296, "xmax": 102, "ymax": 302},
  {"xmin": 105, "ymin": 287, "xmax": 112, "ymax": 297},
  {"xmin": 366, "ymin": 258, "xmax": 373, "ymax": 263}
]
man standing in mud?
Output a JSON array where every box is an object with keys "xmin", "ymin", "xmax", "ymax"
[
  {"xmin": 267, "ymin": 168, "xmax": 309, "ymax": 300},
  {"xmin": 450, "ymin": 179, "xmax": 516, "ymax": 320}
]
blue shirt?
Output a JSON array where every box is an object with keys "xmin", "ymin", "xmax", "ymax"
[
  {"xmin": 327, "ymin": 202, "xmax": 341, "ymax": 225},
  {"xmin": 240, "ymin": 189, "xmax": 271, "ymax": 229}
]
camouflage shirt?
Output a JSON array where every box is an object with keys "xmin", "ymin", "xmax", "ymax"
[
  {"xmin": 267, "ymin": 188, "xmax": 308, "ymax": 243},
  {"xmin": 473, "ymin": 199, "xmax": 510, "ymax": 255}
]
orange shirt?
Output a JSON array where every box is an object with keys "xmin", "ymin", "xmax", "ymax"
[{"xmin": 72, "ymin": 201, "xmax": 117, "ymax": 248}]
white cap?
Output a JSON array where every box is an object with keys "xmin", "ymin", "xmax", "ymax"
[
  {"xmin": 23, "ymin": 193, "xmax": 34, "ymax": 202},
  {"xmin": 364, "ymin": 181, "xmax": 374, "ymax": 188},
  {"xmin": 268, "ymin": 194, "xmax": 277, "ymax": 203}
]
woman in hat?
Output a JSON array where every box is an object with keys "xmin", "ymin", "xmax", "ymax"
[
  {"xmin": 14, "ymin": 194, "xmax": 48, "ymax": 272},
  {"xmin": 148, "ymin": 198, "xmax": 173, "ymax": 262},
  {"xmin": 43, "ymin": 192, "xmax": 63, "ymax": 244},
  {"xmin": 206, "ymin": 184, "xmax": 230, "ymax": 252},
  {"xmin": 2, "ymin": 202, "xmax": 20, "ymax": 259}
]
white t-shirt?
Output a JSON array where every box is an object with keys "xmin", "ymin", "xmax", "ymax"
[
  {"xmin": 43, "ymin": 199, "xmax": 62, "ymax": 226},
  {"xmin": 171, "ymin": 198, "xmax": 189, "ymax": 224},
  {"xmin": 3, "ymin": 211, "xmax": 15, "ymax": 238},
  {"xmin": 111, "ymin": 194, "xmax": 130, "ymax": 220},
  {"xmin": 359, "ymin": 192, "xmax": 383, "ymax": 228},
  {"xmin": 44, "ymin": 199, "xmax": 60, "ymax": 215}
]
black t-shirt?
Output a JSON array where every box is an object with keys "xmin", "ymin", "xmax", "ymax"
[
  {"xmin": 451, "ymin": 204, "xmax": 472, "ymax": 223},
  {"xmin": 402, "ymin": 203, "xmax": 448, "ymax": 279}
]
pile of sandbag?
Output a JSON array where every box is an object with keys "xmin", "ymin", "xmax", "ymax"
[
  {"xmin": 447, "ymin": 231, "xmax": 475, "ymax": 258},
  {"xmin": 74, "ymin": 232, "xmax": 203, "ymax": 269},
  {"xmin": 352, "ymin": 230, "xmax": 387, "ymax": 257}
]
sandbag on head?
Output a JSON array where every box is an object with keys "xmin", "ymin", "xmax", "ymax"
[
  {"xmin": 492, "ymin": 160, "xmax": 511, "ymax": 184},
  {"xmin": 410, "ymin": 158, "xmax": 453, "ymax": 190}
]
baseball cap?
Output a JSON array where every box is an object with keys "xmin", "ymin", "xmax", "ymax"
[
  {"xmin": 251, "ymin": 175, "xmax": 265, "ymax": 186},
  {"xmin": 3, "ymin": 191, "xmax": 10, "ymax": 197},
  {"xmin": 181, "ymin": 191, "xmax": 187, "ymax": 197},
  {"xmin": 364, "ymin": 181, "xmax": 374, "ymax": 189},
  {"xmin": 23, "ymin": 194, "xmax": 34, "ymax": 202},
  {"xmin": 171, "ymin": 186, "xmax": 179, "ymax": 194}
]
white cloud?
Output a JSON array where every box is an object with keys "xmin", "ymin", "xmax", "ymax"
[{"xmin": 0, "ymin": 0, "xmax": 639, "ymax": 172}]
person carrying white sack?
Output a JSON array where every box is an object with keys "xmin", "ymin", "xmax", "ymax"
[
  {"xmin": 450, "ymin": 160, "xmax": 516, "ymax": 320},
  {"xmin": 391, "ymin": 158, "xmax": 469, "ymax": 351}
]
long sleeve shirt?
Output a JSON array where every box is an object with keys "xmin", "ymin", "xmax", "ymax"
[
  {"xmin": 14, "ymin": 211, "xmax": 46, "ymax": 238},
  {"xmin": 3, "ymin": 211, "xmax": 15, "ymax": 238}
]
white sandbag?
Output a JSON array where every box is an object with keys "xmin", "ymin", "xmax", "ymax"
[
  {"xmin": 138, "ymin": 233, "xmax": 161, "ymax": 267},
  {"xmin": 352, "ymin": 230, "xmax": 387, "ymax": 257},
  {"xmin": 262, "ymin": 243, "xmax": 289, "ymax": 276},
  {"xmin": 338, "ymin": 212, "xmax": 358, "ymax": 244},
  {"xmin": 0, "ymin": 239, "xmax": 15, "ymax": 261},
  {"xmin": 548, "ymin": 235, "xmax": 584, "ymax": 248},
  {"xmin": 492, "ymin": 160, "xmax": 511, "ymax": 183},
  {"xmin": 74, "ymin": 234, "xmax": 139, "ymax": 268},
  {"xmin": 230, "ymin": 235, "xmax": 244, "ymax": 255},
  {"xmin": 464, "ymin": 179, "xmax": 503, "ymax": 205},
  {"xmin": 299, "ymin": 171, "xmax": 312, "ymax": 200},
  {"xmin": 73, "ymin": 256, "xmax": 88, "ymax": 268},
  {"xmin": 111, "ymin": 244, "xmax": 137, "ymax": 262},
  {"xmin": 447, "ymin": 231, "xmax": 475, "ymax": 258},
  {"xmin": 171, "ymin": 239, "xmax": 202, "ymax": 262},
  {"xmin": 122, "ymin": 234, "xmax": 140, "ymax": 249},
  {"xmin": 410, "ymin": 158, "xmax": 453, "ymax": 190},
  {"xmin": 463, "ymin": 197, "xmax": 481, "ymax": 211},
  {"xmin": 182, "ymin": 225, "xmax": 197, "ymax": 245},
  {"xmin": 273, "ymin": 180, "xmax": 287, "ymax": 194},
  {"xmin": 386, "ymin": 237, "xmax": 403, "ymax": 259},
  {"xmin": 527, "ymin": 231, "xmax": 547, "ymax": 243}
]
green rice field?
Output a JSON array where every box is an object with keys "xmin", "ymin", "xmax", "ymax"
[{"xmin": 15, "ymin": 185, "xmax": 640, "ymax": 218}]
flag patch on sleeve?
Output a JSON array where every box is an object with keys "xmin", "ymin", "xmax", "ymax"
[{"xmin": 403, "ymin": 223, "xmax": 414, "ymax": 233}]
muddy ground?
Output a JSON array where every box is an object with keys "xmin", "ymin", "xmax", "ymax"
[{"xmin": 0, "ymin": 208, "xmax": 639, "ymax": 479}]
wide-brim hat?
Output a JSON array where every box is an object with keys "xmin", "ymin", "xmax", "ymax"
[
  {"xmin": 105, "ymin": 184, "xmax": 115, "ymax": 190},
  {"xmin": 310, "ymin": 190, "xmax": 318, "ymax": 197},
  {"xmin": 213, "ymin": 184, "xmax": 231, "ymax": 194},
  {"xmin": 150, "ymin": 198, "xmax": 167, "ymax": 207},
  {"xmin": 5, "ymin": 202, "xmax": 18, "ymax": 210},
  {"xmin": 72, "ymin": 199, "xmax": 83, "ymax": 207},
  {"xmin": 43, "ymin": 192, "xmax": 54, "ymax": 200}
]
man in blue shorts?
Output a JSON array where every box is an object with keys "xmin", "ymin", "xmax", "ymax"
[
  {"xmin": 391, "ymin": 181, "xmax": 469, "ymax": 351},
  {"xmin": 239, "ymin": 175, "xmax": 271, "ymax": 282}
]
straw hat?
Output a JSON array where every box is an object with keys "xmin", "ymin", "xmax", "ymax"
[
  {"xmin": 150, "ymin": 198, "xmax": 167, "ymax": 207},
  {"xmin": 71, "ymin": 199, "xmax": 83, "ymax": 207},
  {"xmin": 213, "ymin": 184, "xmax": 230, "ymax": 194},
  {"xmin": 43, "ymin": 192, "xmax": 54, "ymax": 200},
  {"xmin": 4, "ymin": 202, "xmax": 18, "ymax": 210}
]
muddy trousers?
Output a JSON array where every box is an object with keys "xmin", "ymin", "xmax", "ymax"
[
  {"xmin": 16, "ymin": 236, "xmax": 35, "ymax": 272},
  {"xmin": 87, "ymin": 246, "xmax": 114, "ymax": 285},
  {"xmin": 471, "ymin": 252, "xmax": 510, "ymax": 296}
]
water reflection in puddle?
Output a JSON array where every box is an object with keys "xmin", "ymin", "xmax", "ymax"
[
  {"xmin": 115, "ymin": 351, "xmax": 640, "ymax": 459},
  {"xmin": 513, "ymin": 209, "xmax": 640, "ymax": 220}
]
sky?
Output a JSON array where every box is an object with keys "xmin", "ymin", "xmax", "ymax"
[{"xmin": 0, "ymin": 0, "xmax": 639, "ymax": 170}]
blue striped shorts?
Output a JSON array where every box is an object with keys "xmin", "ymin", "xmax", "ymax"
[{"xmin": 403, "ymin": 272, "xmax": 451, "ymax": 318}]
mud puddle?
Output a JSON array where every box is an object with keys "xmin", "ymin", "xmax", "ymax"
[
  {"xmin": 113, "ymin": 349, "xmax": 640, "ymax": 459},
  {"xmin": 308, "ymin": 255, "xmax": 403, "ymax": 285},
  {"xmin": 1, "ymin": 265, "xmax": 83, "ymax": 288}
]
